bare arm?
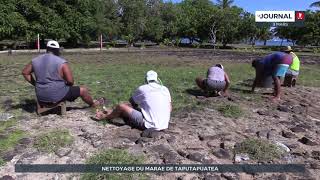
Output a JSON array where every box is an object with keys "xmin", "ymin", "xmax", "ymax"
[
  {"xmin": 61, "ymin": 63, "xmax": 74, "ymax": 86},
  {"xmin": 223, "ymin": 72, "xmax": 230, "ymax": 93},
  {"xmin": 22, "ymin": 63, "xmax": 35, "ymax": 86},
  {"xmin": 129, "ymin": 97, "xmax": 139, "ymax": 109}
]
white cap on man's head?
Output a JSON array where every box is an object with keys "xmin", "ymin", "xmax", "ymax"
[
  {"xmin": 47, "ymin": 40, "xmax": 60, "ymax": 49},
  {"xmin": 146, "ymin": 70, "xmax": 158, "ymax": 83}
]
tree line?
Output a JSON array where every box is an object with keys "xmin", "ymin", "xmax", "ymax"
[{"xmin": 0, "ymin": 0, "xmax": 319, "ymax": 48}]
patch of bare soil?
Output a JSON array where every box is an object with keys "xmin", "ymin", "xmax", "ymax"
[{"xmin": 0, "ymin": 85, "xmax": 319, "ymax": 180}]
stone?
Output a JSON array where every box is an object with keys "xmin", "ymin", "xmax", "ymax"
[
  {"xmin": 18, "ymin": 138, "xmax": 32, "ymax": 145},
  {"xmin": 118, "ymin": 129, "xmax": 141, "ymax": 142},
  {"xmin": 187, "ymin": 152, "xmax": 205, "ymax": 163},
  {"xmin": 207, "ymin": 140, "xmax": 219, "ymax": 148},
  {"xmin": 278, "ymin": 174, "xmax": 288, "ymax": 180},
  {"xmin": 220, "ymin": 141, "xmax": 236, "ymax": 150},
  {"xmin": 234, "ymin": 154, "xmax": 250, "ymax": 163},
  {"xmin": 298, "ymin": 137, "xmax": 318, "ymax": 146},
  {"xmin": 0, "ymin": 133, "xmax": 7, "ymax": 139},
  {"xmin": 221, "ymin": 173, "xmax": 239, "ymax": 180},
  {"xmin": 256, "ymin": 130, "xmax": 268, "ymax": 139},
  {"xmin": 257, "ymin": 110, "xmax": 269, "ymax": 116},
  {"xmin": 91, "ymin": 140, "xmax": 102, "ymax": 148},
  {"xmin": 110, "ymin": 118, "xmax": 126, "ymax": 126},
  {"xmin": 281, "ymin": 131, "xmax": 297, "ymax": 138},
  {"xmin": 311, "ymin": 151, "xmax": 320, "ymax": 160},
  {"xmin": 277, "ymin": 105, "xmax": 290, "ymax": 112},
  {"xmin": 163, "ymin": 151, "xmax": 180, "ymax": 164},
  {"xmin": 291, "ymin": 106, "xmax": 306, "ymax": 115},
  {"xmin": 203, "ymin": 174, "xmax": 221, "ymax": 180},
  {"xmin": 290, "ymin": 126, "xmax": 306, "ymax": 133},
  {"xmin": 151, "ymin": 144, "xmax": 172, "ymax": 155},
  {"xmin": 0, "ymin": 176, "xmax": 14, "ymax": 180},
  {"xmin": 267, "ymin": 129, "xmax": 277, "ymax": 140},
  {"xmin": 16, "ymin": 151, "xmax": 40, "ymax": 164},
  {"xmin": 212, "ymin": 148, "xmax": 231, "ymax": 159},
  {"xmin": 199, "ymin": 133, "xmax": 230, "ymax": 141},
  {"xmin": 291, "ymin": 148, "xmax": 309, "ymax": 158},
  {"xmin": 274, "ymin": 141, "xmax": 290, "ymax": 152},
  {"xmin": 166, "ymin": 135, "xmax": 176, "ymax": 144},
  {"xmin": 310, "ymin": 162, "xmax": 320, "ymax": 169},
  {"xmin": 0, "ymin": 113, "xmax": 14, "ymax": 121},
  {"xmin": 55, "ymin": 147, "xmax": 72, "ymax": 158},
  {"xmin": 135, "ymin": 137, "xmax": 153, "ymax": 144},
  {"xmin": 16, "ymin": 115, "xmax": 30, "ymax": 121},
  {"xmin": 177, "ymin": 149, "xmax": 188, "ymax": 158},
  {"xmin": 14, "ymin": 144, "xmax": 28, "ymax": 153},
  {"xmin": 1, "ymin": 151, "xmax": 17, "ymax": 161},
  {"xmin": 244, "ymin": 129, "xmax": 255, "ymax": 134},
  {"xmin": 141, "ymin": 129, "xmax": 160, "ymax": 138}
]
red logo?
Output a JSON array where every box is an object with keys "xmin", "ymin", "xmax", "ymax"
[{"xmin": 295, "ymin": 11, "xmax": 305, "ymax": 21}]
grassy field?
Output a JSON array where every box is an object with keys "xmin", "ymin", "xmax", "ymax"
[{"xmin": 0, "ymin": 51, "xmax": 319, "ymax": 111}]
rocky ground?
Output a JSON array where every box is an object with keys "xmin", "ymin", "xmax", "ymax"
[{"xmin": 0, "ymin": 85, "xmax": 319, "ymax": 180}]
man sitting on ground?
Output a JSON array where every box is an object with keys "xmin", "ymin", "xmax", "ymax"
[
  {"xmin": 22, "ymin": 40, "xmax": 104, "ymax": 107},
  {"xmin": 195, "ymin": 64, "xmax": 230, "ymax": 96},
  {"xmin": 95, "ymin": 70, "xmax": 172, "ymax": 131},
  {"xmin": 251, "ymin": 52, "xmax": 293, "ymax": 101}
]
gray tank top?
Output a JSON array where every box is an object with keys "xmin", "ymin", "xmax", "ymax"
[
  {"xmin": 32, "ymin": 53, "xmax": 69, "ymax": 102},
  {"xmin": 207, "ymin": 66, "xmax": 225, "ymax": 81}
]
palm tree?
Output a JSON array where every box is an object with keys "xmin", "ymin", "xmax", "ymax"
[
  {"xmin": 310, "ymin": 1, "xmax": 320, "ymax": 7},
  {"xmin": 216, "ymin": 0, "xmax": 234, "ymax": 9}
]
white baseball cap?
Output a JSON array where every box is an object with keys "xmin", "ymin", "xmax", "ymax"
[
  {"xmin": 47, "ymin": 40, "xmax": 60, "ymax": 49},
  {"xmin": 146, "ymin": 70, "xmax": 158, "ymax": 83}
]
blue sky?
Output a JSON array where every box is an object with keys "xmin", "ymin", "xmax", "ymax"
[{"xmin": 165, "ymin": 0, "xmax": 318, "ymax": 13}]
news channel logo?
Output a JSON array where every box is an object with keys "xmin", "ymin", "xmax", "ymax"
[{"xmin": 255, "ymin": 11, "xmax": 305, "ymax": 27}]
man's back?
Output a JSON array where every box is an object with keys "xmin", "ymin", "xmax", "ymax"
[
  {"xmin": 207, "ymin": 66, "xmax": 225, "ymax": 81},
  {"xmin": 132, "ymin": 83, "xmax": 171, "ymax": 130},
  {"xmin": 289, "ymin": 52, "xmax": 300, "ymax": 71},
  {"xmin": 32, "ymin": 53, "xmax": 69, "ymax": 102}
]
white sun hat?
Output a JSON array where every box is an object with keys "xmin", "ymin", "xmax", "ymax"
[
  {"xmin": 47, "ymin": 40, "xmax": 60, "ymax": 49},
  {"xmin": 146, "ymin": 70, "xmax": 158, "ymax": 83}
]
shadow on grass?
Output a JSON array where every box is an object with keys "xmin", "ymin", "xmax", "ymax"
[
  {"xmin": 230, "ymin": 87, "xmax": 252, "ymax": 94},
  {"xmin": 10, "ymin": 99, "xmax": 37, "ymax": 113},
  {"xmin": 185, "ymin": 89, "xmax": 206, "ymax": 97}
]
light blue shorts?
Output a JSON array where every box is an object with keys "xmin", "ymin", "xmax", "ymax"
[{"xmin": 274, "ymin": 64, "xmax": 289, "ymax": 77}]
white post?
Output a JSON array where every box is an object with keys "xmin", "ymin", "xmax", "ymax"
[
  {"xmin": 100, "ymin": 34, "xmax": 103, "ymax": 51},
  {"xmin": 37, "ymin": 34, "xmax": 40, "ymax": 53}
]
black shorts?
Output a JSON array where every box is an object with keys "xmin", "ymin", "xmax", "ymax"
[{"xmin": 61, "ymin": 86, "xmax": 80, "ymax": 102}]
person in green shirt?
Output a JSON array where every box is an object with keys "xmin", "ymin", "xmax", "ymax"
[{"xmin": 283, "ymin": 46, "xmax": 300, "ymax": 77}]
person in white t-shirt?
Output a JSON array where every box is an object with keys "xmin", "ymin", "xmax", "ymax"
[{"xmin": 95, "ymin": 70, "xmax": 172, "ymax": 130}]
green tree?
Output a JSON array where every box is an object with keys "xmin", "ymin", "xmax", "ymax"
[
  {"xmin": 216, "ymin": 7, "xmax": 243, "ymax": 47},
  {"xmin": 177, "ymin": 0, "xmax": 215, "ymax": 43},
  {"xmin": 160, "ymin": 2, "xmax": 179, "ymax": 39},
  {"xmin": 0, "ymin": 0, "xmax": 28, "ymax": 43},
  {"xmin": 310, "ymin": 1, "xmax": 320, "ymax": 7},
  {"xmin": 118, "ymin": 0, "xmax": 147, "ymax": 42},
  {"xmin": 216, "ymin": 0, "xmax": 234, "ymax": 9}
]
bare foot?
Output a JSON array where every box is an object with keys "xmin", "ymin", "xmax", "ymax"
[{"xmin": 269, "ymin": 96, "xmax": 280, "ymax": 102}]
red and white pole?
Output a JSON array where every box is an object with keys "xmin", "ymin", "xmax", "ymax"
[
  {"xmin": 37, "ymin": 34, "xmax": 40, "ymax": 53},
  {"xmin": 100, "ymin": 34, "xmax": 103, "ymax": 51}
]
